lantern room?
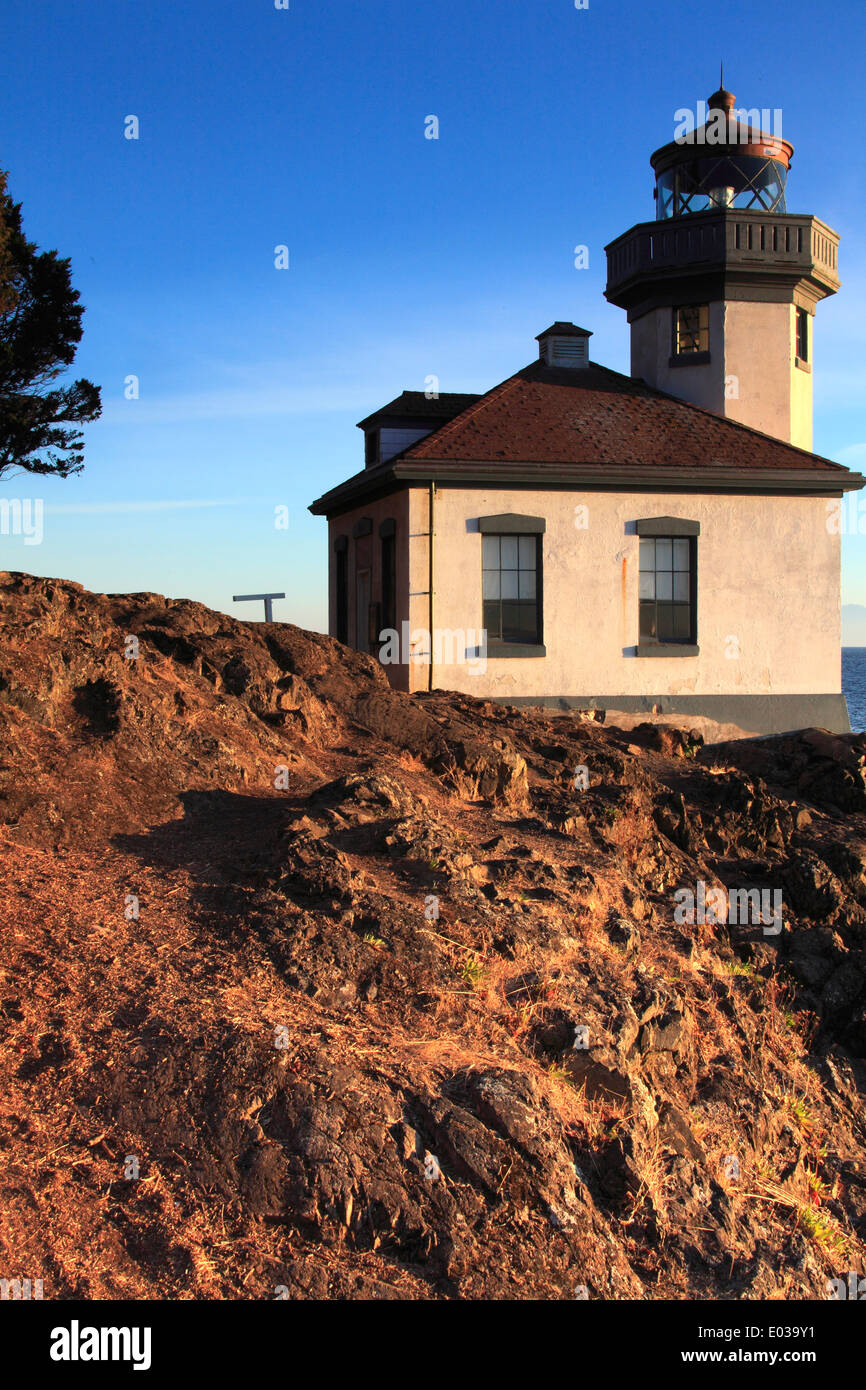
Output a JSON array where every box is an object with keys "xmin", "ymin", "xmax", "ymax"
[{"xmin": 651, "ymin": 83, "xmax": 793, "ymax": 220}]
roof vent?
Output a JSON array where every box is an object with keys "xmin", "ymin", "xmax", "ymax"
[{"xmin": 536, "ymin": 321, "xmax": 592, "ymax": 368}]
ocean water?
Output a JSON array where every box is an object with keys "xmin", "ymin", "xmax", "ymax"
[{"xmin": 842, "ymin": 648, "xmax": 866, "ymax": 732}]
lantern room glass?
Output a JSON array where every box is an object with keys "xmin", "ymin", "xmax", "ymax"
[{"xmin": 655, "ymin": 155, "xmax": 787, "ymax": 220}]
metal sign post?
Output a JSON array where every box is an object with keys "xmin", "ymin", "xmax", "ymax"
[{"xmin": 232, "ymin": 592, "xmax": 286, "ymax": 622}]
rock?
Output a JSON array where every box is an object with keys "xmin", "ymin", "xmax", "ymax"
[
  {"xmin": 638, "ymin": 1010, "xmax": 685, "ymax": 1053},
  {"xmin": 784, "ymin": 849, "xmax": 846, "ymax": 923},
  {"xmin": 821, "ymin": 963, "xmax": 865, "ymax": 1021},
  {"xmin": 652, "ymin": 790, "xmax": 696, "ymax": 852},
  {"xmin": 391, "ymin": 1122, "xmax": 421, "ymax": 1162},
  {"xmin": 622, "ymin": 884, "xmax": 649, "ymax": 920},
  {"xmin": 426, "ymin": 1099, "xmax": 512, "ymax": 1195},
  {"xmin": 72, "ymin": 677, "xmax": 122, "ymax": 736},
  {"xmin": 284, "ymin": 813, "xmax": 329, "ymax": 840},
  {"xmin": 614, "ymin": 1003, "xmax": 641, "ymax": 1056},
  {"xmin": 817, "ymin": 842, "xmax": 866, "ymax": 900},
  {"xmin": 845, "ymin": 1003, "xmax": 866, "ymax": 1056},
  {"xmin": 788, "ymin": 939, "xmax": 835, "ymax": 989},
  {"xmin": 279, "ymin": 833, "xmax": 356, "ymax": 902},
  {"xmin": 801, "ymin": 729, "xmax": 857, "ymax": 764},
  {"xmin": 532, "ymin": 1014, "xmax": 574, "ymax": 1053},
  {"xmin": 607, "ymin": 915, "xmax": 641, "ymax": 954},
  {"xmin": 466, "ymin": 1070, "xmax": 547, "ymax": 1155},
  {"xmin": 625, "ymin": 722, "xmax": 702, "ymax": 758},
  {"xmin": 440, "ymin": 732, "xmax": 529, "ymax": 807},
  {"xmin": 658, "ymin": 1103, "xmax": 705, "ymax": 1163},
  {"xmin": 562, "ymin": 1053, "xmax": 631, "ymax": 1102},
  {"xmin": 630, "ymin": 1076, "xmax": 659, "ymax": 1133},
  {"xmin": 312, "ymin": 771, "xmax": 419, "ymax": 820}
]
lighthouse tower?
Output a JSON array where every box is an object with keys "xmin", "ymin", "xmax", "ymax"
[{"xmin": 604, "ymin": 82, "xmax": 840, "ymax": 450}]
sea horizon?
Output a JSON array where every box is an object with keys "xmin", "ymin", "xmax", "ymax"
[{"xmin": 843, "ymin": 646, "xmax": 866, "ymax": 731}]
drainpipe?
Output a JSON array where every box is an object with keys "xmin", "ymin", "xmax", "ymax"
[{"xmin": 428, "ymin": 481, "xmax": 435, "ymax": 692}]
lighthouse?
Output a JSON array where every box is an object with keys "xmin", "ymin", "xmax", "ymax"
[{"xmin": 604, "ymin": 82, "xmax": 840, "ymax": 450}]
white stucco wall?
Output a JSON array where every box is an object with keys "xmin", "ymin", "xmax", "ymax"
[
  {"xmin": 630, "ymin": 301, "xmax": 815, "ymax": 450},
  {"xmin": 426, "ymin": 487, "xmax": 841, "ymax": 700}
]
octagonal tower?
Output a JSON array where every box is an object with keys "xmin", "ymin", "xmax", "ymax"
[{"xmin": 605, "ymin": 83, "xmax": 840, "ymax": 449}]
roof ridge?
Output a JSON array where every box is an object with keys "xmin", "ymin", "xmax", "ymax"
[{"xmin": 356, "ymin": 388, "xmax": 482, "ymax": 430}]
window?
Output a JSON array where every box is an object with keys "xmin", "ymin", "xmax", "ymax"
[
  {"xmin": 356, "ymin": 569, "xmax": 371, "ymax": 653},
  {"xmin": 655, "ymin": 155, "xmax": 788, "ymax": 221},
  {"xmin": 639, "ymin": 536, "xmax": 695, "ymax": 644},
  {"xmin": 796, "ymin": 307, "xmax": 809, "ymax": 363},
  {"xmin": 482, "ymin": 534, "xmax": 541, "ymax": 644},
  {"xmin": 364, "ymin": 430, "xmax": 378, "ymax": 467},
  {"xmin": 334, "ymin": 539, "xmax": 348, "ymax": 645},
  {"xmin": 673, "ymin": 304, "xmax": 709, "ymax": 355},
  {"xmin": 381, "ymin": 528, "xmax": 396, "ymax": 632},
  {"xmin": 378, "ymin": 427, "xmax": 432, "ymax": 462}
]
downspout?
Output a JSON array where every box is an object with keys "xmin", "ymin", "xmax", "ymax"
[{"xmin": 428, "ymin": 480, "xmax": 435, "ymax": 692}]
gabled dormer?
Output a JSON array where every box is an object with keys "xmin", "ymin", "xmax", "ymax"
[{"xmin": 357, "ymin": 390, "xmax": 481, "ymax": 468}]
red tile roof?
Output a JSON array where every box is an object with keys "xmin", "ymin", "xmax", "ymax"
[
  {"xmin": 310, "ymin": 359, "xmax": 863, "ymax": 517},
  {"xmin": 400, "ymin": 360, "xmax": 848, "ymax": 472}
]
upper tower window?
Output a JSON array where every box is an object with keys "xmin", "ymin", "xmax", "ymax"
[
  {"xmin": 673, "ymin": 305, "xmax": 709, "ymax": 355},
  {"xmin": 796, "ymin": 308, "xmax": 809, "ymax": 363}
]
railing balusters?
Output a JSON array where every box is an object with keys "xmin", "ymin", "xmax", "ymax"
[{"xmin": 606, "ymin": 212, "xmax": 839, "ymax": 292}]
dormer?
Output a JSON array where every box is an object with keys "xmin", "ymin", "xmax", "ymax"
[
  {"xmin": 357, "ymin": 391, "xmax": 481, "ymax": 468},
  {"xmin": 536, "ymin": 322, "xmax": 593, "ymax": 368}
]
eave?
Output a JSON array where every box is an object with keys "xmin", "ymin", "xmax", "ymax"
[{"xmin": 309, "ymin": 459, "xmax": 865, "ymax": 518}]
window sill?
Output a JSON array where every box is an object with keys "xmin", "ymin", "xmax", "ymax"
[
  {"xmin": 668, "ymin": 351, "xmax": 711, "ymax": 368},
  {"xmin": 637, "ymin": 643, "xmax": 699, "ymax": 658},
  {"xmin": 486, "ymin": 642, "xmax": 547, "ymax": 659},
  {"xmin": 795, "ymin": 356, "xmax": 811, "ymax": 373}
]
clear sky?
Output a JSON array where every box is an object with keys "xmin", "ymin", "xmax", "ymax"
[{"xmin": 1, "ymin": 0, "xmax": 865, "ymax": 632}]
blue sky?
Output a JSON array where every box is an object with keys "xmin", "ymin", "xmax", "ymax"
[{"xmin": 1, "ymin": 0, "xmax": 865, "ymax": 632}]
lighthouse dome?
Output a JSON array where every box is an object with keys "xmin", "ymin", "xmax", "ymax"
[{"xmin": 651, "ymin": 83, "xmax": 793, "ymax": 220}]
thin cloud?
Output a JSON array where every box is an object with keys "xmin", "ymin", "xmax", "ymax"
[
  {"xmin": 835, "ymin": 443, "xmax": 866, "ymax": 465},
  {"xmin": 45, "ymin": 498, "xmax": 255, "ymax": 515}
]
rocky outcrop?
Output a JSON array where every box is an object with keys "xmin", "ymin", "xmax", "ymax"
[{"xmin": 1, "ymin": 570, "xmax": 865, "ymax": 1301}]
